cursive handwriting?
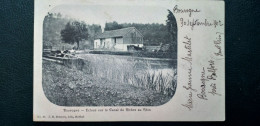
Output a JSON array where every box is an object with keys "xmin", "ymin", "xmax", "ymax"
[
  {"xmin": 207, "ymin": 60, "xmax": 217, "ymax": 80},
  {"xmin": 197, "ymin": 67, "xmax": 208, "ymax": 100},
  {"xmin": 182, "ymin": 91, "xmax": 193, "ymax": 111},
  {"xmin": 182, "ymin": 35, "xmax": 196, "ymax": 111},
  {"xmin": 182, "ymin": 35, "xmax": 192, "ymax": 64},
  {"xmin": 180, "ymin": 18, "xmax": 224, "ymax": 30},
  {"xmin": 182, "ymin": 36, "xmax": 197, "ymax": 92},
  {"xmin": 173, "ymin": 5, "xmax": 200, "ymax": 17},
  {"xmin": 208, "ymin": 83, "xmax": 221, "ymax": 96},
  {"xmin": 214, "ymin": 32, "xmax": 224, "ymax": 56}
]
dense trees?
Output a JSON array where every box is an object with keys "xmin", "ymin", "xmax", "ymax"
[
  {"xmin": 104, "ymin": 21, "xmax": 123, "ymax": 31},
  {"xmin": 43, "ymin": 13, "xmax": 102, "ymax": 50},
  {"xmin": 43, "ymin": 13, "xmax": 72, "ymax": 48},
  {"xmin": 166, "ymin": 9, "xmax": 177, "ymax": 52},
  {"xmin": 60, "ymin": 21, "xmax": 89, "ymax": 50}
]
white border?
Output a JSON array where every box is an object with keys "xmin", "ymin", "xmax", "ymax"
[{"xmin": 34, "ymin": 0, "xmax": 225, "ymax": 121}]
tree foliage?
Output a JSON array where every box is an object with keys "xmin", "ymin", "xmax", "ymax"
[
  {"xmin": 43, "ymin": 13, "xmax": 72, "ymax": 48},
  {"xmin": 104, "ymin": 21, "xmax": 123, "ymax": 31},
  {"xmin": 60, "ymin": 21, "xmax": 89, "ymax": 49},
  {"xmin": 166, "ymin": 9, "xmax": 177, "ymax": 52},
  {"xmin": 43, "ymin": 13, "xmax": 102, "ymax": 50}
]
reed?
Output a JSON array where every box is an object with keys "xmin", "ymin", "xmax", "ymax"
[{"xmin": 80, "ymin": 54, "xmax": 177, "ymax": 95}]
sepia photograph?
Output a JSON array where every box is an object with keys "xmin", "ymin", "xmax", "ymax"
[{"xmin": 42, "ymin": 4, "xmax": 178, "ymax": 106}]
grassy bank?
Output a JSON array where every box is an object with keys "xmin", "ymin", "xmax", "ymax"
[
  {"xmin": 79, "ymin": 54, "xmax": 177, "ymax": 95},
  {"xmin": 43, "ymin": 60, "xmax": 176, "ymax": 106},
  {"xmin": 88, "ymin": 50, "xmax": 177, "ymax": 59}
]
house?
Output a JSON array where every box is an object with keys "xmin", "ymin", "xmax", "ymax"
[{"xmin": 94, "ymin": 27, "xmax": 144, "ymax": 51}]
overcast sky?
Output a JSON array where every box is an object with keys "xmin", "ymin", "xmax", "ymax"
[{"xmin": 50, "ymin": 4, "xmax": 169, "ymax": 28}]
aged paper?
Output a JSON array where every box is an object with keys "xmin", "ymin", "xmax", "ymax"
[{"xmin": 34, "ymin": 0, "xmax": 225, "ymax": 121}]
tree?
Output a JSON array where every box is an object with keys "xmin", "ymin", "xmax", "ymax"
[
  {"xmin": 60, "ymin": 21, "xmax": 89, "ymax": 49},
  {"xmin": 43, "ymin": 12, "xmax": 73, "ymax": 48},
  {"xmin": 166, "ymin": 9, "xmax": 177, "ymax": 52},
  {"xmin": 104, "ymin": 21, "xmax": 123, "ymax": 31}
]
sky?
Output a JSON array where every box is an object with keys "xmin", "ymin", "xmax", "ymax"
[{"xmin": 50, "ymin": 4, "xmax": 169, "ymax": 28}]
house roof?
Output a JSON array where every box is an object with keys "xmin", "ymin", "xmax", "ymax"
[{"xmin": 95, "ymin": 27, "xmax": 140, "ymax": 39}]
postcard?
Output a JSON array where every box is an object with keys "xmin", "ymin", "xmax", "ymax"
[{"xmin": 33, "ymin": 0, "xmax": 225, "ymax": 121}]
